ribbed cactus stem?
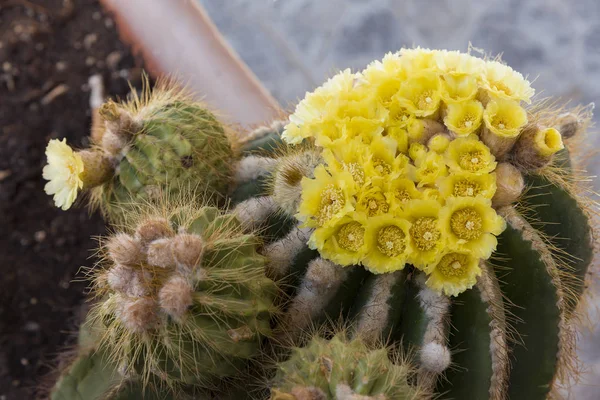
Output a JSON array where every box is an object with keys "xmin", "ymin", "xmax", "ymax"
[
  {"xmin": 477, "ymin": 262, "xmax": 509, "ymax": 400},
  {"xmin": 234, "ymin": 155, "xmax": 278, "ymax": 184},
  {"xmin": 354, "ymin": 271, "xmax": 406, "ymax": 345},
  {"xmin": 277, "ymin": 258, "xmax": 349, "ymax": 341},
  {"xmin": 233, "ymin": 196, "xmax": 278, "ymax": 229},
  {"xmin": 263, "ymin": 224, "xmax": 313, "ymax": 280},
  {"xmin": 496, "ymin": 206, "xmax": 575, "ymax": 399}
]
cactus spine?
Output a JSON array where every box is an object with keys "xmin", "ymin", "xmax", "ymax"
[{"xmin": 229, "ymin": 49, "xmax": 596, "ymax": 399}]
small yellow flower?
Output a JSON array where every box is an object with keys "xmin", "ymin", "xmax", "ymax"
[
  {"xmin": 325, "ymin": 138, "xmax": 370, "ymax": 186},
  {"xmin": 364, "ymin": 215, "xmax": 412, "ymax": 273},
  {"xmin": 533, "ymin": 127, "xmax": 564, "ymax": 157},
  {"xmin": 443, "ymin": 100, "xmax": 484, "ymax": 136},
  {"xmin": 363, "ymin": 52, "xmax": 407, "ymax": 104},
  {"xmin": 283, "ymin": 69, "xmax": 357, "ymax": 144},
  {"xmin": 364, "ymin": 137, "xmax": 405, "ymax": 181},
  {"xmin": 406, "ymin": 118, "xmax": 428, "ymax": 143},
  {"xmin": 404, "ymin": 200, "xmax": 446, "ymax": 267},
  {"xmin": 424, "ymin": 251, "xmax": 481, "ymax": 296},
  {"xmin": 427, "ymin": 134, "xmax": 450, "ymax": 153},
  {"xmin": 437, "ymin": 51, "xmax": 485, "ymax": 76},
  {"xmin": 297, "ymin": 164, "xmax": 356, "ymax": 228},
  {"xmin": 394, "ymin": 72, "xmax": 441, "ymax": 117},
  {"xmin": 409, "ymin": 143, "xmax": 428, "ymax": 165},
  {"xmin": 43, "ymin": 139, "xmax": 84, "ymax": 210},
  {"xmin": 482, "ymin": 60, "xmax": 535, "ymax": 103},
  {"xmin": 421, "ymin": 188, "xmax": 442, "ymax": 202},
  {"xmin": 438, "ymin": 171, "xmax": 497, "ymax": 200},
  {"xmin": 386, "ymin": 127, "xmax": 409, "ymax": 154},
  {"xmin": 385, "ymin": 178, "xmax": 423, "ymax": 211},
  {"xmin": 356, "ymin": 186, "xmax": 390, "ymax": 217},
  {"xmin": 483, "ymin": 99, "xmax": 528, "ymax": 139},
  {"xmin": 387, "ymin": 101, "xmax": 415, "ymax": 130},
  {"xmin": 440, "ymin": 73, "xmax": 479, "ymax": 103},
  {"xmin": 445, "ymin": 136, "xmax": 497, "ymax": 174},
  {"xmin": 340, "ymin": 116, "xmax": 384, "ymax": 144},
  {"xmin": 415, "ymin": 152, "xmax": 448, "ymax": 187},
  {"xmin": 398, "ymin": 48, "xmax": 439, "ymax": 73},
  {"xmin": 439, "ymin": 197, "xmax": 506, "ymax": 259},
  {"xmin": 309, "ymin": 215, "xmax": 368, "ymax": 266}
]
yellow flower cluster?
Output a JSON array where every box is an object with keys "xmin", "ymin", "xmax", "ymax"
[{"xmin": 285, "ymin": 49, "xmax": 531, "ymax": 296}]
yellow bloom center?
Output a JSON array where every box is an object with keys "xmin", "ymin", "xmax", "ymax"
[
  {"xmin": 453, "ymin": 179, "xmax": 481, "ymax": 197},
  {"xmin": 490, "ymin": 80, "xmax": 512, "ymax": 96},
  {"xmin": 395, "ymin": 189, "xmax": 412, "ymax": 203},
  {"xmin": 410, "ymin": 217, "xmax": 441, "ymax": 251},
  {"xmin": 418, "ymin": 91, "xmax": 435, "ymax": 109},
  {"xmin": 317, "ymin": 184, "xmax": 345, "ymax": 225},
  {"xmin": 377, "ymin": 226, "xmax": 407, "ymax": 257},
  {"xmin": 336, "ymin": 222, "xmax": 365, "ymax": 252},
  {"xmin": 360, "ymin": 193, "xmax": 389, "ymax": 217},
  {"xmin": 450, "ymin": 208, "xmax": 483, "ymax": 240},
  {"xmin": 459, "ymin": 150, "xmax": 486, "ymax": 172},
  {"xmin": 373, "ymin": 158, "xmax": 391, "ymax": 175},
  {"xmin": 346, "ymin": 162, "xmax": 365, "ymax": 185},
  {"xmin": 436, "ymin": 253, "xmax": 470, "ymax": 277}
]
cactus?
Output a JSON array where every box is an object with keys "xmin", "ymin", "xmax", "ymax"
[
  {"xmin": 229, "ymin": 49, "xmax": 596, "ymax": 399},
  {"xmin": 42, "ymin": 78, "xmax": 234, "ymax": 222},
  {"xmin": 270, "ymin": 332, "xmax": 431, "ymax": 400},
  {"xmin": 50, "ymin": 196, "xmax": 278, "ymax": 398}
]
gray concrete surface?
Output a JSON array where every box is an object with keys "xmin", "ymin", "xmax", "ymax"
[{"xmin": 200, "ymin": 0, "xmax": 600, "ymax": 397}]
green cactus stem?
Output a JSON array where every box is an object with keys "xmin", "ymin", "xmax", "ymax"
[
  {"xmin": 270, "ymin": 333, "xmax": 431, "ymax": 400},
  {"xmin": 51, "ymin": 202, "xmax": 278, "ymax": 398},
  {"xmin": 43, "ymin": 79, "xmax": 234, "ymax": 223}
]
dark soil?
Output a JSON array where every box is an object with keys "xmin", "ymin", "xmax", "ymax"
[{"xmin": 0, "ymin": 1, "xmax": 143, "ymax": 398}]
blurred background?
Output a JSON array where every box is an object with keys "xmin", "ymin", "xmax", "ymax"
[{"xmin": 0, "ymin": 0, "xmax": 599, "ymax": 398}]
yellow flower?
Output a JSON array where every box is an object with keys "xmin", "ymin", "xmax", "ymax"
[
  {"xmin": 424, "ymin": 251, "xmax": 481, "ymax": 296},
  {"xmin": 440, "ymin": 73, "xmax": 479, "ymax": 103},
  {"xmin": 283, "ymin": 69, "xmax": 357, "ymax": 144},
  {"xmin": 363, "ymin": 52, "xmax": 407, "ymax": 104},
  {"xmin": 398, "ymin": 48, "xmax": 439, "ymax": 73},
  {"xmin": 324, "ymin": 139, "xmax": 369, "ymax": 186},
  {"xmin": 386, "ymin": 127, "xmax": 409, "ymax": 154},
  {"xmin": 438, "ymin": 171, "xmax": 497, "ymax": 199},
  {"xmin": 309, "ymin": 214, "xmax": 368, "ymax": 266},
  {"xmin": 364, "ymin": 137, "xmax": 405, "ymax": 181},
  {"xmin": 482, "ymin": 60, "xmax": 535, "ymax": 103},
  {"xmin": 445, "ymin": 136, "xmax": 497, "ymax": 174},
  {"xmin": 394, "ymin": 72, "xmax": 441, "ymax": 117},
  {"xmin": 340, "ymin": 116, "xmax": 384, "ymax": 144},
  {"xmin": 406, "ymin": 118, "xmax": 428, "ymax": 143},
  {"xmin": 443, "ymin": 100, "xmax": 484, "ymax": 136},
  {"xmin": 415, "ymin": 152, "xmax": 448, "ymax": 187},
  {"xmin": 356, "ymin": 186, "xmax": 390, "ymax": 217},
  {"xmin": 421, "ymin": 188, "xmax": 442, "ymax": 202},
  {"xmin": 427, "ymin": 134, "xmax": 450, "ymax": 153},
  {"xmin": 483, "ymin": 99, "xmax": 528, "ymax": 139},
  {"xmin": 439, "ymin": 52, "xmax": 485, "ymax": 76},
  {"xmin": 385, "ymin": 178, "xmax": 423, "ymax": 211},
  {"xmin": 364, "ymin": 215, "xmax": 412, "ymax": 273},
  {"xmin": 297, "ymin": 164, "xmax": 356, "ymax": 228},
  {"xmin": 439, "ymin": 197, "xmax": 506, "ymax": 259},
  {"xmin": 387, "ymin": 101, "xmax": 415, "ymax": 129},
  {"xmin": 533, "ymin": 127, "xmax": 564, "ymax": 157},
  {"xmin": 409, "ymin": 143, "xmax": 428, "ymax": 165},
  {"xmin": 43, "ymin": 139, "xmax": 84, "ymax": 210},
  {"xmin": 404, "ymin": 200, "xmax": 446, "ymax": 267}
]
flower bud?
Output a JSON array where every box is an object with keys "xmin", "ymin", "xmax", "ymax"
[
  {"xmin": 511, "ymin": 125, "xmax": 564, "ymax": 170},
  {"xmin": 492, "ymin": 162, "xmax": 525, "ymax": 207}
]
